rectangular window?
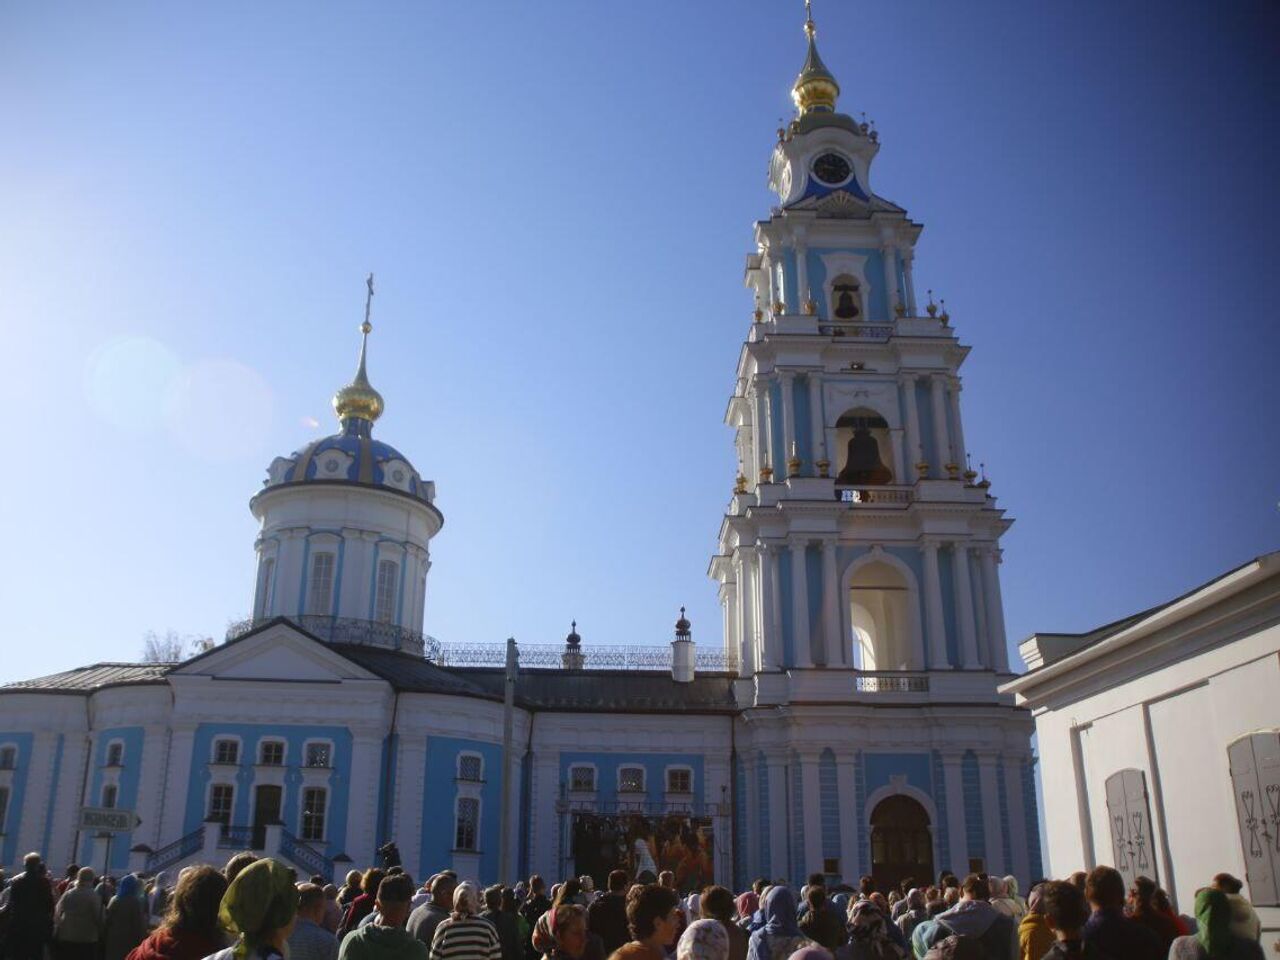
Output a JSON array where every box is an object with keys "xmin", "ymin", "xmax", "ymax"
[
  {"xmin": 102, "ymin": 784, "xmax": 118, "ymax": 809},
  {"xmin": 619, "ymin": 766, "xmax": 645, "ymax": 793},
  {"xmin": 458, "ymin": 755, "xmax": 482, "ymax": 782},
  {"xmin": 259, "ymin": 741, "xmax": 285, "ymax": 766},
  {"xmin": 106, "ymin": 743, "xmax": 124, "ymax": 767},
  {"xmin": 214, "ymin": 739, "xmax": 239, "ymax": 765},
  {"xmin": 301, "ymin": 787, "xmax": 327, "ymax": 842},
  {"xmin": 666, "ymin": 768, "xmax": 692, "ymax": 794},
  {"xmin": 455, "ymin": 797, "xmax": 479, "ymax": 851},
  {"xmin": 0, "ymin": 746, "xmax": 16, "ymax": 770},
  {"xmin": 306, "ymin": 552, "xmax": 336, "ymax": 616},
  {"xmin": 569, "ymin": 766, "xmax": 596, "ymax": 792},
  {"xmin": 305, "ymin": 743, "xmax": 331, "ymax": 768},
  {"xmin": 208, "ymin": 784, "xmax": 234, "ymax": 828},
  {"xmin": 0, "ymin": 786, "xmax": 9, "ymax": 831},
  {"xmin": 374, "ymin": 559, "xmax": 399, "ymax": 624},
  {"xmin": 823, "ymin": 857, "xmax": 840, "ymax": 876}
]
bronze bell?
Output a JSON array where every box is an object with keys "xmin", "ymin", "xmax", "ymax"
[
  {"xmin": 837, "ymin": 427, "xmax": 892, "ymax": 485},
  {"xmin": 834, "ymin": 283, "xmax": 861, "ymax": 320}
]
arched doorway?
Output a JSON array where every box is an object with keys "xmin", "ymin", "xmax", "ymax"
[{"xmin": 869, "ymin": 794, "xmax": 934, "ymax": 893}]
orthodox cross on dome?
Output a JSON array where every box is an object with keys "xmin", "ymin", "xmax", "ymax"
[
  {"xmin": 332, "ymin": 272, "xmax": 385, "ymax": 429},
  {"xmin": 793, "ymin": 0, "xmax": 840, "ymax": 115},
  {"xmin": 364, "ymin": 272, "xmax": 375, "ymax": 334}
]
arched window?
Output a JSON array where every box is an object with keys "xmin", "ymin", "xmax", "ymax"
[
  {"xmin": 850, "ymin": 560, "xmax": 913, "ymax": 670},
  {"xmin": 306, "ymin": 552, "xmax": 336, "ymax": 616},
  {"xmin": 869, "ymin": 795, "xmax": 933, "ymax": 893},
  {"xmin": 835, "ymin": 410, "xmax": 893, "ymax": 486},
  {"xmin": 375, "ymin": 559, "xmax": 399, "ymax": 624},
  {"xmin": 829, "ymin": 273, "xmax": 863, "ymax": 322}
]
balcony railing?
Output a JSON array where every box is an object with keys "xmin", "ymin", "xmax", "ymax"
[
  {"xmin": 437, "ymin": 642, "xmax": 739, "ymax": 672},
  {"xmin": 227, "ymin": 616, "xmax": 439, "ymax": 659},
  {"xmin": 855, "ymin": 672, "xmax": 930, "ymax": 693},
  {"xmin": 835, "ymin": 486, "xmax": 913, "ymax": 506},
  {"xmin": 818, "ymin": 321, "xmax": 895, "ymax": 339},
  {"xmin": 281, "ymin": 828, "xmax": 333, "ymax": 879}
]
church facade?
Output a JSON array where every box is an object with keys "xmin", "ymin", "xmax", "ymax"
[{"xmin": 0, "ymin": 12, "xmax": 1039, "ymax": 892}]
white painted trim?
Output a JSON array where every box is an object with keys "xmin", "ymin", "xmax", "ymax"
[
  {"xmin": 664, "ymin": 764, "xmax": 695, "ymax": 795},
  {"xmin": 211, "ymin": 735, "xmax": 243, "ymax": 766},
  {"xmin": 257, "ymin": 738, "xmax": 287, "ymax": 767}
]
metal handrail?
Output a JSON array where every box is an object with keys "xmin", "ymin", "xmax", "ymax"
[
  {"xmin": 854, "ymin": 672, "xmax": 930, "ymax": 693},
  {"xmin": 281, "ymin": 828, "xmax": 333, "ymax": 879},
  {"xmin": 145, "ymin": 827, "xmax": 204, "ymax": 873}
]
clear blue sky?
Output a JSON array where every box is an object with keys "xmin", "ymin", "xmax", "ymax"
[{"xmin": 2, "ymin": 1, "xmax": 1277, "ymax": 680}]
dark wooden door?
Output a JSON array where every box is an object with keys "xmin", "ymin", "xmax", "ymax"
[
  {"xmin": 869, "ymin": 795, "xmax": 934, "ymax": 893},
  {"xmin": 253, "ymin": 784, "xmax": 282, "ymax": 849}
]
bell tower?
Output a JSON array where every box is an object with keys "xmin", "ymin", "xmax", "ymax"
[{"xmin": 709, "ymin": 4, "xmax": 1014, "ymax": 703}]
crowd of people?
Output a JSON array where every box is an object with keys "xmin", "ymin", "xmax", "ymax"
[{"xmin": 0, "ymin": 850, "xmax": 1269, "ymax": 960}]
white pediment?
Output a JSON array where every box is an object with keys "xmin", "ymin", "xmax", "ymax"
[{"xmin": 171, "ymin": 621, "xmax": 381, "ymax": 683}]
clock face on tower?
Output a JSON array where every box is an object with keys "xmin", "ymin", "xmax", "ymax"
[{"xmin": 812, "ymin": 152, "xmax": 852, "ymax": 186}]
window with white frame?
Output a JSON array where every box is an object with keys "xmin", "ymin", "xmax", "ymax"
[
  {"xmin": 666, "ymin": 768, "xmax": 692, "ymax": 794},
  {"xmin": 301, "ymin": 787, "xmax": 327, "ymax": 841},
  {"xmin": 375, "ymin": 559, "xmax": 399, "ymax": 624},
  {"xmin": 455, "ymin": 797, "xmax": 479, "ymax": 851},
  {"xmin": 102, "ymin": 783, "xmax": 118, "ymax": 809},
  {"xmin": 0, "ymin": 746, "xmax": 16, "ymax": 770},
  {"xmin": 106, "ymin": 742, "xmax": 124, "ymax": 767},
  {"xmin": 569, "ymin": 766, "xmax": 596, "ymax": 792},
  {"xmin": 208, "ymin": 784, "xmax": 234, "ymax": 829},
  {"xmin": 259, "ymin": 741, "xmax": 285, "ymax": 766},
  {"xmin": 305, "ymin": 742, "xmax": 331, "ymax": 768},
  {"xmin": 458, "ymin": 754, "xmax": 483, "ymax": 782},
  {"xmin": 213, "ymin": 739, "xmax": 239, "ymax": 765},
  {"xmin": 306, "ymin": 551, "xmax": 336, "ymax": 616},
  {"xmin": 619, "ymin": 766, "xmax": 645, "ymax": 793},
  {"xmin": 0, "ymin": 786, "xmax": 9, "ymax": 832}
]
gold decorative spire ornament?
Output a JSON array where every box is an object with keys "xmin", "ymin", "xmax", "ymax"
[
  {"xmin": 333, "ymin": 273, "xmax": 386, "ymax": 426},
  {"xmin": 792, "ymin": 0, "xmax": 840, "ymax": 115}
]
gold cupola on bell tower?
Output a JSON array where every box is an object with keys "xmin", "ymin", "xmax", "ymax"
[{"xmin": 792, "ymin": 0, "xmax": 840, "ymax": 115}]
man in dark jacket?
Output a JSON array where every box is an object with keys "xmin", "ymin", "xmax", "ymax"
[
  {"xmin": 518, "ymin": 876, "xmax": 551, "ymax": 960},
  {"xmin": 586, "ymin": 871, "xmax": 629, "ymax": 956},
  {"xmin": 6, "ymin": 853, "xmax": 54, "ymax": 960},
  {"xmin": 1081, "ymin": 867, "xmax": 1160, "ymax": 960},
  {"xmin": 481, "ymin": 885, "xmax": 521, "ymax": 960}
]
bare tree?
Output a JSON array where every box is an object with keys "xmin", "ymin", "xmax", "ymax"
[{"xmin": 141, "ymin": 630, "xmax": 215, "ymax": 663}]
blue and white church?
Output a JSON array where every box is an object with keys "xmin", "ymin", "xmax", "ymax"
[{"xmin": 0, "ymin": 11, "xmax": 1040, "ymax": 893}]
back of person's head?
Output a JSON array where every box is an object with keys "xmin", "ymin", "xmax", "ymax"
[
  {"xmin": 858, "ymin": 875, "xmax": 874, "ymax": 896},
  {"xmin": 224, "ymin": 851, "xmax": 258, "ymax": 883},
  {"xmin": 899, "ymin": 876, "xmax": 915, "ymax": 895},
  {"xmin": 1212, "ymin": 873, "xmax": 1244, "ymax": 895},
  {"xmin": 66, "ymin": 863, "xmax": 80, "ymax": 879},
  {"xmin": 165, "ymin": 865, "xmax": 228, "ymax": 935},
  {"xmin": 501, "ymin": 888, "xmax": 518, "ymax": 912},
  {"xmin": 1084, "ymin": 866, "xmax": 1124, "ymax": 910},
  {"xmin": 362, "ymin": 868, "xmax": 386, "ymax": 896},
  {"xmin": 943, "ymin": 887, "xmax": 960, "ymax": 906},
  {"xmin": 700, "ymin": 886, "xmax": 734, "ymax": 925},
  {"xmin": 23, "ymin": 853, "xmax": 43, "ymax": 875},
  {"xmin": 1130, "ymin": 875, "xmax": 1157, "ymax": 909},
  {"xmin": 529, "ymin": 874, "xmax": 545, "ymax": 894},
  {"xmin": 960, "ymin": 874, "xmax": 989, "ymax": 902},
  {"xmin": 309, "ymin": 875, "xmax": 325, "ymax": 887},
  {"xmin": 628, "ymin": 884, "xmax": 680, "ymax": 940},
  {"xmin": 752, "ymin": 878, "xmax": 767, "ymax": 896},
  {"xmin": 387, "ymin": 866, "xmax": 404, "ymax": 877},
  {"xmin": 558, "ymin": 878, "xmax": 582, "ymax": 903},
  {"xmin": 807, "ymin": 873, "xmax": 825, "ymax": 888},
  {"xmin": 77, "ymin": 866, "xmax": 95, "ymax": 886},
  {"xmin": 378, "ymin": 874, "xmax": 414, "ymax": 904},
  {"xmin": 609, "ymin": 870, "xmax": 629, "ymax": 893},
  {"xmin": 1041, "ymin": 881, "xmax": 1089, "ymax": 934},
  {"xmin": 484, "ymin": 885, "xmax": 503, "ymax": 911},
  {"xmin": 297, "ymin": 883, "xmax": 325, "ymax": 916},
  {"xmin": 344, "ymin": 870, "xmax": 362, "ymax": 889},
  {"xmin": 987, "ymin": 876, "xmax": 1005, "ymax": 898},
  {"xmin": 1067, "ymin": 871, "xmax": 1087, "ymax": 894},
  {"xmin": 323, "ymin": 884, "xmax": 338, "ymax": 900},
  {"xmin": 579, "ymin": 875, "xmax": 595, "ymax": 893},
  {"xmin": 658, "ymin": 871, "xmax": 676, "ymax": 891},
  {"xmin": 805, "ymin": 886, "xmax": 825, "ymax": 911}
]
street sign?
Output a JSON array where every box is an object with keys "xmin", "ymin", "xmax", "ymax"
[{"xmin": 78, "ymin": 807, "xmax": 141, "ymax": 833}]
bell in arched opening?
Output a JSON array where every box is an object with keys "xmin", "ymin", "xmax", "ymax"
[
  {"xmin": 837, "ymin": 426, "xmax": 892, "ymax": 485},
  {"xmin": 834, "ymin": 281, "xmax": 861, "ymax": 320}
]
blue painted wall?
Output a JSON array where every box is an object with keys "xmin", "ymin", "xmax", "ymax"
[
  {"xmin": 863, "ymin": 753, "xmax": 933, "ymax": 802},
  {"xmin": 807, "ymin": 248, "xmax": 890, "ymax": 321},
  {"xmin": 819, "ymin": 749, "xmax": 840, "ymax": 865},
  {"xmin": 937, "ymin": 550, "xmax": 960, "ymax": 666},
  {"xmin": 805, "ymin": 546, "xmax": 823, "ymax": 664},
  {"xmin": 769, "ymin": 380, "xmax": 785, "ymax": 477},
  {"xmin": 961, "ymin": 751, "xmax": 985, "ymax": 862},
  {"xmin": 777, "ymin": 549, "xmax": 795, "ymax": 667},
  {"xmin": 913, "ymin": 382, "xmax": 935, "ymax": 467},
  {"xmin": 930, "ymin": 751, "xmax": 951, "ymax": 875},
  {"xmin": 80, "ymin": 727, "xmax": 145, "ymax": 870},
  {"xmin": 423, "ymin": 737, "xmax": 504, "ymax": 884},
  {"xmin": 794, "ymin": 376, "xmax": 814, "ymax": 469},
  {"xmin": 558, "ymin": 752, "xmax": 706, "ymax": 811},
  {"xmin": 376, "ymin": 731, "xmax": 397, "ymax": 853},
  {"xmin": 756, "ymin": 753, "xmax": 771, "ymax": 878},
  {"xmin": 788, "ymin": 754, "xmax": 803, "ymax": 882},
  {"xmin": 182, "ymin": 723, "xmax": 352, "ymax": 860},
  {"xmin": 0, "ymin": 732, "xmax": 34, "ymax": 868},
  {"xmin": 997, "ymin": 762, "xmax": 1012, "ymax": 872},
  {"xmin": 1021, "ymin": 760, "xmax": 1044, "ymax": 882},
  {"xmin": 853, "ymin": 752, "xmax": 868, "ymax": 872},
  {"xmin": 733, "ymin": 754, "xmax": 747, "ymax": 891}
]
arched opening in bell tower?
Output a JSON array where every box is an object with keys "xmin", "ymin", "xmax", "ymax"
[
  {"xmin": 829, "ymin": 273, "xmax": 863, "ymax": 321},
  {"xmin": 835, "ymin": 409, "xmax": 893, "ymax": 485},
  {"xmin": 849, "ymin": 559, "xmax": 912, "ymax": 670}
]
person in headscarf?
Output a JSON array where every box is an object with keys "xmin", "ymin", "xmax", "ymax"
[
  {"xmin": 920, "ymin": 937, "xmax": 984, "ymax": 960},
  {"xmin": 104, "ymin": 875, "xmax": 149, "ymax": 960},
  {"xmin": 834, "ymin": 901, "xmax": 905, "ymax": 960},
  {"xmin": 746, "ymin": 887, "xmax": 812, "ymax": 960},
  {"xmin": 784, "ymin": 947, "xmax": 832, "ymax": 960},
  {"xmin": 698, "ymin": 887, "xmax": 747, "ymax": 960},
  {"xmin": 894, "ymin": 891, "xmax": 927, "ymax": 943},
  {"xmin": 1168, "ymin": 888, "xmax": 1265, "ymax": 960},
  {"xmin": 676, "ymin": 921, "xmax": 729, "ymax": 960},
  {"xmin": 125, "ymin": 865, "xmax": 229, "ymax": 960},
  {"xmin": 207, "ymin": 859, "xmax": 298, "ymax": 960},
  {"xmin": 1016, "ymin": 883, "xmax": 1052, "ymax": 960},
  {"xmin": 149, "ymin": 872, "xmax": 172, "ymax": 926},
  {"xmin": 684, "ymin": 895, "xmax": 701, "ymax": 924},
  {"xmin": 734, "ymin": 894, "xmax": 759, "ymax": 931},
  {"xmin": 797, "ymin": 889, "xmax": 843, "ymax": 952},
  {"xmin": 430, "ymin": 883, "xmax": 502, "ymax": 960},
  {"xmin": 532, "ymin": 904, "xmax": 589, "ymax": 960}
]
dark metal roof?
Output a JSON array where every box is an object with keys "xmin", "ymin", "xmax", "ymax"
[{"xmin": 2, "ymin": 662, "xmax": 172, "ymax": 693}]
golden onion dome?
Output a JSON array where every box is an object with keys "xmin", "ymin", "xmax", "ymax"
[
  {"xmin": 792, "ymin": 6, "xmax": 840, "ymax": 114},
  {"xmin": 333, "ymin": 319, "xmax": 385, "ymax": 425}
]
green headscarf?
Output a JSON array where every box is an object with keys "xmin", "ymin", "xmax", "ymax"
[
  {"xmin": 219, "ymin": 858, "xmax": 299, "ymax": 959},
  {"xmin": 1195, "ymin": 887, "xmax": 1230, "ymax": 958}
]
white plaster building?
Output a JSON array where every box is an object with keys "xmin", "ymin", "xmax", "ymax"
[
  {"xmin": 0, "ymin": 10, "xmax": 1040, "ymax": 893},
  {"xmin": 1002, "ymin": 553, "xmax": 1280, "ymax": 938}
]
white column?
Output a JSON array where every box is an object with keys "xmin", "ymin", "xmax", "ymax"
[
  {"xmin": 734, "ymin": 557, "xmax": 755, "ymax": 676},
  {"xmin": 881, "ymin": 244, "xmax": 899, "ymax": 320},
  {"xmin": 799, "ymin": 751, "xmax": 824, "ymax": 878},
  {"xmin": 157, "ymin": 724, "xmax": 197, "ymax": 844},
  {"xmin": 902, "ymin": 249, "xmax": 918, "ymax": 315},
  {"xmin": 753, "ymin": 383, "xmax": 773, "ymax": 480},
  {"xmin": 393, "ymin": 732, "xmax": 428, "ymax": 877},
  {"xmin": 347, "ymin": 731, "xmax": 385, "ymax": 869},
  {"xmin": 835, "ymin": 758, "xmax": 859, "ymax": 883},
  {"xmin": 971, "ymin": 550, "xmax": 990, "ymax": 658},
  {"xmin": 977, "ymin": 753, "xmax": 1005, "ymax": 875},
  {"xmin": 791, "ymin": 540, "xmax": 813, "ymax": 668},
  {"xmin": 941, "ymin": 753, "xmax": 969, "ymax": 876},
  {"xmin": 760, "ymin": 544, "xmax": 781, "ymax": 669},
  {"xmin": 1005, "ymin": 755, "xmax": 1031, "ymax": 885},
  {"xmin": 722, "ymin": 583, "xmax": 737, "ymax": 667},
  {"xmin": 764, "ymin": 250, "xmax": 779, "ymax": 309},
  {"xmin": 948, "ymin": 379, "xmax": 967, "ymax": 471},
  {"xmin": 780, "ymin": 372, "xmax": 798, "ymax": 475},
  {"xmin": 889, "ymin": 427, "xmax": 906, "ymax": 485},
  {"xmin": 921, "ymin": 541, "xmax": 949, "ymax": 669},
  {"xmin": 900, "ymin": 375, "xmax": 922, "ymax": 479},
  {"xmin": 929, "ymin": 375, "xmax": 951, "ymax": 477},
  {"xmin": 808, "ymin": 375, "xmax": 826, "ymax": 474},
  {"xmin": 980, "ymin": 548, "xmax": 1011, "ymax": 672},
  {"xmin": 766, "ymin": 759, "xmax": 789, "ymax": 881},
  {"xmin": 951, "ymin": 543, "xmax": 981, "ymax": 668},
  {"xmin": 821, "ymin": 540, "xmax": 841, "ymax": 667}
]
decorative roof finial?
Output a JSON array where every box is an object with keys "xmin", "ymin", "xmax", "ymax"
[
  {"xmin": 333, "ymin": 273, "xmax": 386, "ymax": 429},
  {"xmin": 792, "ymin": 0, "xmax": 840, "ymax": 115}
]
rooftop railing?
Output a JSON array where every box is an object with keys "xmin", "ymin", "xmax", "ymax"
[
  {"xmin": 227, "ymin": 615, "xmax": 439, "ymax": 659},
  {"xmin": 855, "ymin": 672, "xmax": 930, "ymax": 693},
  {"xmin": 437, "ymin": 642, "xmax": 740, "ymax": 673},
  {"xmin": 835, "ymin": 485, "xmax": 913, "ymax": 506}
]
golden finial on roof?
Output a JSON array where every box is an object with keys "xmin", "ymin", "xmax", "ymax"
[
  {"xmin": 333, "ymin": 272, "xmax": 386, "ymax": 426},
  {"xmin": 793, "ymin": 0, "xmax": 840, "ymax": 115}
]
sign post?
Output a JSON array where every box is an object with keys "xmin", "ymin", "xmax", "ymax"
[{"xmin": 78, "ymin": 807, "xmax": 141, "ymax": 874}]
